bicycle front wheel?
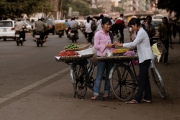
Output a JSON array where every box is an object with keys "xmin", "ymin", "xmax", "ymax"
[
  {"xmin": 110, "ymin": 64, "xmax": 136, "ymax": 101},
  {"xmin": 71, "ymin": 63, "xmax": 87, "ymax": 99},
  {"xmin": 151, "ymin": 67, "xmax": 166, "ymax": 98}
]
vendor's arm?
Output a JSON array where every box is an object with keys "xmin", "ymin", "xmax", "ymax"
[{"xmin": 115, "ymin": 28, "xmax": 145, "ymax": 49}]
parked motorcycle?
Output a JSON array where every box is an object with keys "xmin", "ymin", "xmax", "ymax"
[{"xmin": 35, "ymin": 31, "xmax": 44, "ymax": 47}]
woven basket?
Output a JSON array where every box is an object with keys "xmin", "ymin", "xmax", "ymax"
[
  {"xmin": 64, "ymin": 43, "xmax": 90, "ymax": 51},
  {"xmin": 113, "ymin": 52, "xmax": 125, "ymax": 56},
  {"xmin": 55, "ymin": 54, "xmax": 94, "ymax": 62}
]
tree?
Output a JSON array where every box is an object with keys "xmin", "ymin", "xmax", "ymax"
[
  {"xmin": 113, "ymin": 7, "xmax": 123, "ymax": 12},
  {"xmin": 60, "ymin": 0, "xmax": 90, "ymax": 17},
  {"xmin": 90, "ymin": 8, "xmax": 103, "ymax": 15},
  {"xmin": 0, "ymin": 0, "xmax": 54, "ymax": 19},
  {"xmin": 158, "ymin": 0, "xmax": 180, "ymax": 18}
]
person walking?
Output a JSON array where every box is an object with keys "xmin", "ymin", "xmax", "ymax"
[
  {"xmin": 91, "ymin": 17, "xmax": 114, "ymax": 100},
  {"xmin": 144, "ymin": 16, "xmax": 156, "ymax": 46},
  {"xmin": 96, "ymin": 14, "xmax": 104, "ymax": 31},
  {"xmin": 114, "ymin": 18, "xmax": 154, "ymax": 104},
  {"xmin": 158, "ymin": 17, "xmax": 171, "ymax": 65},
  {"xmin": 114, "ymin": 14, "xmax": 125, "ymax": 43},
  {"xmin": 84, "ymin": 16, "xmax": 93, "ymax": 43}
]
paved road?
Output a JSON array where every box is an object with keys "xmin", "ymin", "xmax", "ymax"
[{"xmin": 1, "ymin": 29, "xmax": 180, "ymax": 120}]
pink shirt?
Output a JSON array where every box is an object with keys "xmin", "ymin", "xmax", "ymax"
[{"xmin": 93, "ymin": 30, "xmax": 112, "ymax": 56}]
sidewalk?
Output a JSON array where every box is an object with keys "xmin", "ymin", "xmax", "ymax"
[{"xmin": 0, "ymin": 37, "xmax": 180, "ymax": 120}]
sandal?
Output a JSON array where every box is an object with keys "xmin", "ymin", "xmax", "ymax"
[
  {"xmin": 91, "ymin": 96, "xmax": 105, "ymax": 100},
  {"xmin": 141, "ymin": 99, "xmax": 151, "ymax": 103},
  {"xmin": 125, "ymin": 99, "xmax": 139, "ymax": 104}
]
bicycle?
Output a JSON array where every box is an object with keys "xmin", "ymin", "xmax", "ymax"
[
  {"xmin": 69, "ymin": 59, "xmax": 97, "ymax": 99},
  {"xmin": 109, "ymin": 56, "xmax": 166, "ymax": 102}
]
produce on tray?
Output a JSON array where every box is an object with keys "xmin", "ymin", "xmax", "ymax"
[
  {"xmin": 57, "ymin": 51, "xmax": 79, "ymax": 56},
  {"xmin": 64, "ymin": 43, "xmax": 79, "ymax": 49},
  {"xmin": 112, "ymin": 48, "xmax": 128, "ymax": 54}
]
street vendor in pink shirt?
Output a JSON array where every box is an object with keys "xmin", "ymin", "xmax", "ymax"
[{"xmin": 91, "ymin": 17, "xmax": 114, "ymax": 100}]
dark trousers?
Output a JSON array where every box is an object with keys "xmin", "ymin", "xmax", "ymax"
[
  {"xmin": 161, "ymin": 40, "xmax": 169, "ymax": 63},
  {"xmin": 134, "ymin": 59, "xmax": 151, "ymax": 103},
  {"xmin": 85, "ymin": 32, "xmax": 93, "ymax": 43},
  {"xmin": 116, "ymin": 25, "xmax": 124, "ymax": 43},
  {"xmin": 20, "ymin": 31, "xmax": 25, "ymax": 40}
]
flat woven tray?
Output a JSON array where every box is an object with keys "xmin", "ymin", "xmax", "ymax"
[
  {"xmin": 112, "ymin": 53, "xmax": 125, "ymax": 56},
  {"xmin": 64, "ymin": 43, "xmax": 90, "ymax": 51},
  {"xmin": 97, "ymin": 56, "xmax": 138, "ymax": 62},
  {"xmin": 55, "ymin": 54, "xmax": 94, "ymax": 62}
]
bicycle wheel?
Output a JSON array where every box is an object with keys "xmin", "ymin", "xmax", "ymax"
[
  {"xmin": 151, "ymin": 67, "xmax": 166, "ymax": 98},
  {"xmin": 71, "ymin": 63, "xmax": 87, "ymax": 99},
  {"xmin": 110, "ymin": 64, "xmax": 136, "ymax": 101},
  {"xmin": 86, "ymin": 64, "xmax": 96, "ymax": 91}
]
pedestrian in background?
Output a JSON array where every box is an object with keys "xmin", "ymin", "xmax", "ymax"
[
  {"xmin": 158, "ymin": 17, "xmax": 171, "ymax": 65},
  {"xmin": 84, "ymin": 16, "xmax": 93, "ymax": 44},
  {"xmin": 96, "ymin": 14, "xmax": 104, "ymax": 31},
  {"xmin": 144, "ymin": 16, "xmax": 156, "ymax": 46},
  {"xmin": 114, "ymin": 14, "xmax": 125, "ymax": 43}
]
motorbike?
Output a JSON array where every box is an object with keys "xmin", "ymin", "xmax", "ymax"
[
  {"xmin": 15, "ymin": 25, "xmax": 26, "ymax": 46},
  {"xmin": 35, "ymin": 31, "xmax": 44, "ymax": 47},
  {"xmin": 69, "ymin": 29, "xmax": 78, "ymax": 43},
  {"xmin": 57, "ymin": 30, "xmax": 64, "ymax": 38},
  {"xmin": 15, "ymin": 31, "xmax": 24, "ymax": 46}
]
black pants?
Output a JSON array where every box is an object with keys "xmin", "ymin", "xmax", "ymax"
[
  {"xmin": 85, "ymin": 32, "xmax": 93, "ymax": 43},
  {"xmin": 116, "ymin": 25, "xmax": 124, "ymax": 43},
  {"xmin": 20, "ymin": 31, "xmax": 25, "ymax": 40},
  {"xmin": 161, "ymin": 40, "xmax": 169, "ymax": 63},
  {"xmin": 134, "ymin": 59, "xmax": 151, "ymax": 103}
]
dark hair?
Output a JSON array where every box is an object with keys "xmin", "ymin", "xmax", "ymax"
[
  {"xmin": 87, "ymin": 16, "xmax": 91, "ymax": 23},
  {"xmin": 146, "ymin": 15, "xmax": 152, "ymax": 21},
  {"xmin": 120, "ymin": 14, "xmax": 124, "ymax": 17},
  {"xmin": 100, "ymin": 14, "xmax": 104, "ymax": 19},
  {"xmin": 163, "ymin": 17, "xmax": 169, "ymax": 25},
  {"xmin": 131, "ymin": 18, "xmax": 141, "ymax": 27},
  {"xmin": 101, "ymin": 17, "xmax": 112, "ymax": 25}
]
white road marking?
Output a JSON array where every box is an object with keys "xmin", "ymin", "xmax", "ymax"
[{"xmin": 0, "ymin": 67, "xmax": 69, "ymax": 104}]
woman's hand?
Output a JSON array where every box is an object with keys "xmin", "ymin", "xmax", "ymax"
[
  {"xmin": 105, "ymin": 44, "xmax": 115, "ymax": 48},
  {"xmin": 114, "ymin": 41, "xmax": 122, "ymax": 47}
]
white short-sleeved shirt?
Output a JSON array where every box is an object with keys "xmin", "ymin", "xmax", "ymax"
[{"xmin": 85, "ymin": 21, "xmax": 92, "ymax": 33}]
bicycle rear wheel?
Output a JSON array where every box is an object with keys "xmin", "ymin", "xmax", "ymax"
[
  {"xmin": 151, "ymin": 67, "xmax": 166, "ymax": 98},
  {"xmin": 71, "ymin": 63, "xmax": 87, "ymax": 99},
  {"xmin": 110, "ymin": 64, "xmax": 136, "ymax": 101}
]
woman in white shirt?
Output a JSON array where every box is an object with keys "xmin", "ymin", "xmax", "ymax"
[
  {"xmin": 114, "ymin": 18, "xmax": 154, "ymax": 104},
  {"xmin": 85, "ymin": 16, "xmax": 93, "ymax": 43},
  {"xmin": 96, "ymin": 14, "xmax": 104, "ymax": 31}
]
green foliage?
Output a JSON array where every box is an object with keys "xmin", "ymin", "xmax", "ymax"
[
  {"xmin": 113, "ymin": 7, "xmax": 123, "ymax": 12},
  {"xmin": 158, "ymin": 0, "xmax": 180, "ymax": 18},
  {"xmin": 61, "ymin": 0, "xmax": 90, "ymax": 16},
  {"xmin": 90, "ymin": 8, "xmax": 103, "ymax": 14},
  {"xmin": 0, "ymin": 0, "xmax": 54, "ymax": 19}
]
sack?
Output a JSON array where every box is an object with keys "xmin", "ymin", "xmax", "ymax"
[
  {"xmin": 151, "ymin": 41, "xmax": 167, "ymax": 62},
  {"xmin": 91, "ymin": 23, "xmax": 97, "ymax": 31}
]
